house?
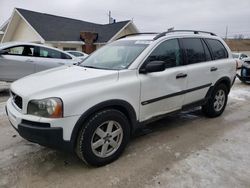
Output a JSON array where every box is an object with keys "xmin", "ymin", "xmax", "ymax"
[
  {"xmin": 0, "ymin": 19, "xmax": 9, "ymax": 42},
  {"xmin": 1, "ymin": 8, "xmax": 138, "ymax": 53},
  {"xmin": 225, "ymin": 39, "xmax": 250, "ymax": 56}
]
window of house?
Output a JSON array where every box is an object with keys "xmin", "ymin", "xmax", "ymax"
[{"xmin": 63, "ymin": 47, "xmax": 77, "ymax": 51}]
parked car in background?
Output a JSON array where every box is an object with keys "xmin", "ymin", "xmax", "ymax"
[
  {"xmin": 236, "ymin": 57, "xmax": 250, "ymax": 84},
  {"xmin": 0, "ymin": 42, "xmax": 79, "ymax": 82},
  {"xmin": 232, "ymin": 52, "xmax": 248, "ymax": 69},
  {"xmin": 65, "ymin": 50, "xmax": 89, "ymax": 61}
]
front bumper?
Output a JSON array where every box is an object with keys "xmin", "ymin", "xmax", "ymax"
[
  {"xmin": 236, "ymin": 74, "xmax": 250, "ymax": 83},
  {"xmin": 6, "ymin": 99, "xmax": 76, "ymax": 152}
]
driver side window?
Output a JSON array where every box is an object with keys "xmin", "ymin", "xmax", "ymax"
[{"xmin": 145, "ymin": 39, "xmax": 182, "ymax": 68}]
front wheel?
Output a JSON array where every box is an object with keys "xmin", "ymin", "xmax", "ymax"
[
  {"xmin": 76, "ymin": 109, "xmax": 130, "ymax": 166},
  {"xmin": 202, "ymin": 84, "xmax": 228, "ymax": 118}
]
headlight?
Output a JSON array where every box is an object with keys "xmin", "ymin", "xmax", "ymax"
[{"xmin": 27, "ymin": 98, "xmax": 63, "ymax": 118}]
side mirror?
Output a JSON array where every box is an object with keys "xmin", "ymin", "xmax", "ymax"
[
  {"xmin": 140, "ymin": 61, "xmax": 165, "ymax": 74},
  {"xmin": 0, "ymin": 49, "xmax": 8, "ymax": 56}
]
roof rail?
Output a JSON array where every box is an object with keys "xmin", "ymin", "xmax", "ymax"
[
  {"xmin": 117, "ymin": 32, "xmax": 159, "ymax": 40},
  {"xmin": 153, "ymin": 30, "xmax": 217, "ymax": 40}
]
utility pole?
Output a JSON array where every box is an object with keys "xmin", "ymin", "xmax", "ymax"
[
  {"xmin": 108, "ymin": 11, "xmax": 111, "ymax": 24},
  {"xmin": 225, "ymin": 25, "xmax": 228, "ymax": 40}
]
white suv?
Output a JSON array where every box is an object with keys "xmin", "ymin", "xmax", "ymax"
[{"xmin": 6, "ymin": 30, "xmax": 236, "ymax": 166}]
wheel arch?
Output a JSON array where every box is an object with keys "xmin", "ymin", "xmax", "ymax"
[
  {"xmin": 70, "ymin": 99, "xmax": 138, "ymax": 148},
  {"xmin": 206, "ymin": 76, "xmax": 232, "ymax": 99}
]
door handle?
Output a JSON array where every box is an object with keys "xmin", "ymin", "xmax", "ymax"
[
  {"xmin": 176, "ymin": 73, "xmax": 187, "ymax": 79},
  {"xmin": 210, "ymin": 67, "xmax": 218, "ymax": 72},
  {"xmin": 58, "ymin": 62, "xmax": 65, "ymax": 65},
  {"xmin": 26, "ymin": 59, "xmax": 34, "ymax": 62}
]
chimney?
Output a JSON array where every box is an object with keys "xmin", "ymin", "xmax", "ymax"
[{"xmin": 80, "ymin": 31, "xmax": 98, "ymax": 54}]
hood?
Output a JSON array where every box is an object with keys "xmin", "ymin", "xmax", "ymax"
[{"xmin": 11, "ymin": 65, "xmax": 119, "ymax": 98}]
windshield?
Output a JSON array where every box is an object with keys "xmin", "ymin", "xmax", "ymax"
[{"xmin": 80, "ymin": 40, "xmax": 150, "ymax": 70}]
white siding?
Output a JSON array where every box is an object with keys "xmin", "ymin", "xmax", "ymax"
[
  {"xmin": 2, "ymin": 10, "xmax": 42, "ymax": 43},
  {"xmin": 11, "ymin": 18, "xmax": 41, "ymax": 42}
]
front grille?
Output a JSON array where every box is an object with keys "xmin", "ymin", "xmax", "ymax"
[{"xmin": 11, "ymin": 91, "xmax": 22, "ymax": 109}]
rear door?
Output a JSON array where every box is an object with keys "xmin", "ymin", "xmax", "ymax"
[
  {"xmin": 0, "ymin": 45, "xmax": 36, "ymax": 81},
  {"xmin": 180, "ymin": 38, "xmax": 213, "ymax": 105},
  {"xmin": 204, "ymin": 38, "xmax": 230, "ymax": 84},
  {"xmin": 33, "ymin": 46, "xmax": 74, "ymax": 72},
  {"xmin": 139, "ymin": 39, "xmax": 188, "ymax": 121}
]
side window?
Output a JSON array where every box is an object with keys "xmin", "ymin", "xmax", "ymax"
[
  {"xmin": 61, "ymin": 53, "xmax": 72, "ymax": 59},
  {"xmin": 205, "ymin": 39, "xmax": 228, "ymax": 60},
  {"xmin": 5, "ymin": 46, "xmax": 34, "ymax": 56},
  {"xmin": 145, "ymin": 39, "xmax": 182, "ymax": 68},
  {"xmin": 201, "ymin": 39, "xmax": 212, "ymax": 61},
  {"xmin": 38, "ymin": 47, "xmax": 71, "ymax": 59},
  {"xmin": 182, "ymin": 38, "xmax": 206, "ymax": 64}
]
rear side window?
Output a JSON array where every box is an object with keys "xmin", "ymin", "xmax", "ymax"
[
  {"xmin": 38, "ymin": 47, "xmax": 72, "ymax": 59},
  {"xmin": 205, "ymin": 39, "xmax": 228, "ymax": 60},
  {"xmin": 182, "ymin": 38, "xmax": 206, "ymax": 64}
]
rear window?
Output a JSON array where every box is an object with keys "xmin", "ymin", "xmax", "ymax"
[{"xmin": 205, "ymin": 39, "xmax": 228, "ymax": 60}]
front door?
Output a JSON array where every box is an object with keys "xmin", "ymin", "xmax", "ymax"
[
  {"xmin": 139, "ymin": 39, "xmax": 188, "ymax": 122},
  {"xmin": 0, "ymin": 45, "xmax": 35, "ymax": 82}
]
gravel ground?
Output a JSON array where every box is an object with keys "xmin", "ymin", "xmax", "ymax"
[{"xmin": 0, "ymin": 79, "xmax": 250, "ymax": 188}]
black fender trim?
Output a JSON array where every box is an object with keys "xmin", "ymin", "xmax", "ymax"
[
  {"xmin": 205, "ymin": 76, "xmax": 232, "ymax": 102},
  {"xmin": 70, "ymin": 99, "xmax": 138, "ymax": 148}
]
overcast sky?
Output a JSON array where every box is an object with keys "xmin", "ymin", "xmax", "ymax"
[{"xmin": 1, "ymin": 0, "xmax": 250, "ymax": 38}]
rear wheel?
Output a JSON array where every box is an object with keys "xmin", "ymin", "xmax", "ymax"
[
  {"xmin": 202, "ymin": 84, "xmax": 228, "ymax": 117},
  {"xmin": 76, "ymin": 109, "xmax": 130, "ymax": 166}
]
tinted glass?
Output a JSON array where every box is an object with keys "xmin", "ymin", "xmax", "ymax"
[
  {"xmin": 201, "ymin": 39, "xmax": 212, "ymax": 61},
  {"xmin": 182, "ymin": 38, "xmax": 206, "ymax": 64},
  {"xmin": 205, "ymin": 39, "xmax": 228, "ymax": 60},
  {"xmin": 38, "ymin": 47, "xmax": 71, "ymax": 59},
  {"xmin": 5, "ymin": 46, "xmax": 34, "ymax": 56},
  {"xmin": 145, "ymin": 39, "xmax": 182, "ymax": 68}
]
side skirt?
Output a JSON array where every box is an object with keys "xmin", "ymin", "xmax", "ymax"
[{"xmin": 137, "ymin": 98, "xmax": 208, "ymax": 127}]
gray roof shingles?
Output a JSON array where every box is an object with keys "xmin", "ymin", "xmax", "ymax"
[{"xmin": 16, "ymin": 8, "xmax": 130, "ymax": 43}]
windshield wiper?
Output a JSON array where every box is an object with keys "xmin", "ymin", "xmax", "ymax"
[{"xmin": 82, "ymin": 65, "xmax": 102, "ymax": 69}]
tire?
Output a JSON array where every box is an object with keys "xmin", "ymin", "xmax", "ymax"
[
  {"xmin": 76, "ymin": 109, "xmax": 130, "ymax": 166},
  {"xmin": 202, "ymin": 84, "xmax": 228, "ymax": 118}
]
